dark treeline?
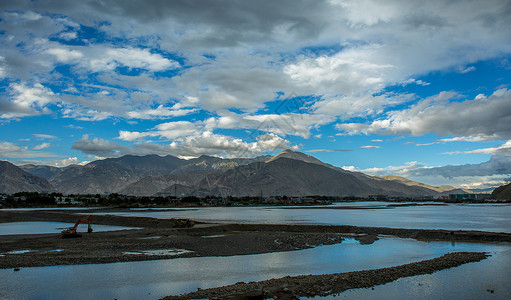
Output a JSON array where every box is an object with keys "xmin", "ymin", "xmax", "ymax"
[
  {"xmin": 0, "ymin": 192, "xmax": 339, "ymax": 208},
  {"xmin": 0, "ymin": 192, "xmax": 507, "ymax": 209}
]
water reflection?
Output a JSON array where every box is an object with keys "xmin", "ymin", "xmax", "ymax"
[
  {"xmin": 88, "ymin": 203, "xmax": 511, "ymax": 233},
  {"xmin": 333, "ymin": 246, "xmax": 511, "ymax": 300},
  {"xmin": 123, "ymin": 249, "xmax": 192, "ymax": 256},
  {"xmin": 1, "ymin": 238, "xmax": 508, "ymax": 300}
]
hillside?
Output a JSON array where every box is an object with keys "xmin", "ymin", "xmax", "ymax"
[
  {"xmin": 116, "ymin": 155, "xmax": 268, "ymax": 196},
  {"xmin": 20, "ymin": 164, "xmax": 62, "ymax": 180},
  {"xmin": 491, "ymin": 183, "xmax": 511, "ymax": 200},
  {"xmin": 119, "ymin": 170, "xmax": 223, "ymax": 196},
  {"xmin": 191, "ymin": 157, "xmax": 439, "ymax": 197},
  {"xmin": 0, "ymin": 161, "xmax": 53, "ymax": 194},
  {"xmin": 50, "ymin": 155, "xmax": 188, "ymax": 194}
]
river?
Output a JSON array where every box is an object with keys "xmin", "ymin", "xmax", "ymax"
[
  {"xmin": 90, "ymin": 202, "xmax": 511, "ymax": 233},
  {"xmin": 1, "ymin": 202, "xmax": 510, "ymax": 299}
]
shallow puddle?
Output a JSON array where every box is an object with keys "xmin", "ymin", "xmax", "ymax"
[
  {"xmin": 202, "ymin": 234, "xmax": 227, "ymax": 238},
  {"xmin": 5, "ymin": 250, "xmax": 35, "ymax": 255},
  {"xmin": 138, "ymin": 235, "xmax": 161, "ymax": 240},
  {"xmin": 123, "ymin": 249, "xmax": 192, "ymax": 256},
  {"xmin": 1, "ymin": 249, "xmax": 65, "ymax": 256}
]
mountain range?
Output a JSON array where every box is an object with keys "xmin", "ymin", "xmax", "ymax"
[{"xmin": 0, "ymin": 150, "xmax": 477, "ymax": 197}]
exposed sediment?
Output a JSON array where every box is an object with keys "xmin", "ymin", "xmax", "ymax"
[{"xmin": 216, "ymin": 223, "xmax": 511, "ymax": 243}]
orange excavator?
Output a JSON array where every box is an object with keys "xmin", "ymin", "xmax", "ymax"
[{"xmin": 61, "ymin": 216, "xmax": 93, "ymax": 238}]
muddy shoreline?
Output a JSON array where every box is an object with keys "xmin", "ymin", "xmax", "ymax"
[{"xmin": 0, "ymin": 209, "xmax": 508, "ymax": 299}]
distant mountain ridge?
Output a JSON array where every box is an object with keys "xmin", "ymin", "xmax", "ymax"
[
  {"xmin": 379, "ymin": 175, "xmax": 473, "ymax": 195},
  {"xmin": 19, "ymin": 164, "xmax": 61, "ymax": 180},
  {"xmin": 266, "ymin": 149, "xmax": 324, "ymax": 164},
  {"xmin": 5, "ymin": 150, "xmax": 478, "ymax": 197}
]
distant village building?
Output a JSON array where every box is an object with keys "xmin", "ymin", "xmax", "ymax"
[{"xmin": 449, "ymin": 193, "xmax": 491, "ymax": 200}]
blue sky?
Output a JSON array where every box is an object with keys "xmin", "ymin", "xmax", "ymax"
[{"xmin": 1, "ymin": 0, "xmax": 511, "ymax": 190}]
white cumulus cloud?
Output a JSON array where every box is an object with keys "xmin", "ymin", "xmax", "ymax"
[
  {"xmin": 0, "ymin": 82, "xmax": 56, "ymax": 118},
  {"xmin": 74, "ymin": 131, "xmax": 293, "ymax": 159},
  {"xmin": 45, "ymin": 47, "xmax": 83, "ymax": 63},
  {"xmin": 33, "ymin": 142, "xmax": 50, "ymax": 150},
  {"xmin": 336, "ymin": 89, "xmax": 511, "ymax": 141},
  {"xmin": 0, "ymin": 141, "xmax": 54, "ymax": 159},
  {"xmin": 88, "ymin": 47, "xmax": 179, "ymax": 72}
]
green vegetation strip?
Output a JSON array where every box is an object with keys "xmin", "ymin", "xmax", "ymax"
[{"xmin": 163, "ymin": 252, "xmax": 488, "ymax": 300}]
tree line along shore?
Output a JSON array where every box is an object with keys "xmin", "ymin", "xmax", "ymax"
[{"xmin": 1, "ymin": 191, "xmax": 508, "ymax": 209}]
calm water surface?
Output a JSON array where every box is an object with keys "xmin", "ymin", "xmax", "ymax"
[
  {"xmin": 1, "ymin": 238, "xmax": 508, "ymax": 300},
  {"xmin": 327, "ymin": 245, "xmax": 511, "ymax": 299},
  {"xmin": 88, "ymin": 203, "xmax": 511, "ymax": 233}
]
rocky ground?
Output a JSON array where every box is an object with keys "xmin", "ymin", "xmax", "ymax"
[{"xmin": 0, "ymin": 208, "xmax": 508, "ymax": 299}]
